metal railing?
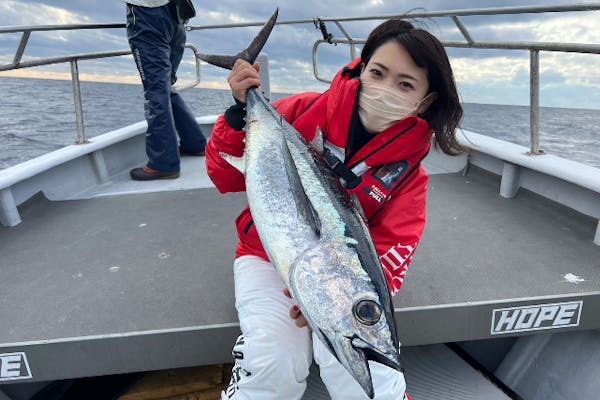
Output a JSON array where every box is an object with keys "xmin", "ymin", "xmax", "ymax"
[
  {"xmin": 188, "ymin": 3, "xmax": 600, "ymax": 156},
  {"xmin": 305, "ymin": 4, "xmax": 600, "ymax": 155},
  {"xmin": 1, "ymin": 4, "xmax": 599, "ymax": 153},
  {"xmin": 0, "ymin": 23, "xmax": 202, "ymax": 144}
]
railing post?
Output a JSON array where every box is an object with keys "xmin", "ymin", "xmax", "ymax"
[
  {"xmin": 451, "ymin": 16, "xmax": 474, "ymax": 44},
  {"xmin": 13, "ymin": 30, "xmax": 31, "ymax": 66},
  {"xmin": 0, "ymin": 187, "xmax": 21, "ymax": 227},
  {"xmin": 257, "ymin": 53, "xmax": 271, "ymax": 100},
  {"xmin": 70, "ymin": 59, "xmax": 88, "ymax": 144},
  {"xmin": 334, "ymin": 21, "xmax": 357, "ymax": 59},
  {"xmin": 500, "ymin": 162, "xmax": 522, "ymax": 198},
  {"xmin": 529, "ymin": 49, "xmax": 542, "ymax": 155}
]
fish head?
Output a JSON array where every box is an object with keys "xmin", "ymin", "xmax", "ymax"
[
  {"xmin": 289, "ymin": 244, "xmax": 401, "ymax": 398},
  {"xmin": 311, "ymin": 294, "xmax": 402, "ymax": 399},
  {"xmin": 347, "ymin": 294, "xmax": 402, "ymax": 372}
]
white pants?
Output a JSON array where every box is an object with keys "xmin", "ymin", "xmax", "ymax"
[{"xmin": 222, "ymin": 255, "xmax": 406, "ymax": 400}]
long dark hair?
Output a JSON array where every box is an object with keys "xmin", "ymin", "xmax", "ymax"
[{"xmin": 359, "ymin": 18, "xmax": 464, "ymax": 155}]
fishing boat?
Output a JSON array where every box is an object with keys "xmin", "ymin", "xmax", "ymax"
[{"xmin": 1, "ymin": 4, "xmax": 599, "ymax": 399}]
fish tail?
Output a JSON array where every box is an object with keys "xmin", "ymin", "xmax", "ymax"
[{"xmin": 197, "ymin": 8, "xmax": 279, "ymax": 70}]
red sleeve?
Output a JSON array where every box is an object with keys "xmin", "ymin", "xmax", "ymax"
[
  {"xmin": 368, "ymin": 165, "xmax": 429, "ymax": 295},
  {"xmin": 205, "ymin": 114, "xmax": 247, "ymax": 194},
  {"xmin": 272, "ymin": 92, "xmax": 321, "ymax": 128}
]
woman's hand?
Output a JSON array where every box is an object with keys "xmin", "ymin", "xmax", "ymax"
[
  {"xmin": 228, "ymin": 59, "xmax": 261, "ymax": 104},
  {"xmin": 283, "ymin": 288, "xmax": 311, "ymax": 329}
]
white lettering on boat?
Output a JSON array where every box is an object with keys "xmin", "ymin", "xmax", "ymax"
[
  {"xmin": 491, "ymin": 301, "xmax": 582, "ymax": 335},
  {"xmin": 0, "ymin": 352, "xmax": 32, "ymax": 381}
]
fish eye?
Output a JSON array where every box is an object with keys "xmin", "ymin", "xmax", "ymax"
[{"xmin": 353, "ymin": 299, "xmax": 382, "ymax": 326}]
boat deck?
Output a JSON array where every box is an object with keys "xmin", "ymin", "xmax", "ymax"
[{"xmin": 1, "ymin": 155, "xmax": 599, "ymax": 386}]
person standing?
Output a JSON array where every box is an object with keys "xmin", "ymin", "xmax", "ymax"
[{"xmin": 124, "ymin": 0, "xmax": 207, "ymax": 180}]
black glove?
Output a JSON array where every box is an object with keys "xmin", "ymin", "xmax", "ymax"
[{"xmin": 224, "ymin": 97, "xmax": 247, "ymax": 131}]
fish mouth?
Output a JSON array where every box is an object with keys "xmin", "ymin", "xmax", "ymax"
[
  {"xmin": 327, "ymin": 332, "xmax": 402, "ymax": 399},
  {"xmin": 351, "ymin": 335, "xmax": 402, "ymax": 372}
]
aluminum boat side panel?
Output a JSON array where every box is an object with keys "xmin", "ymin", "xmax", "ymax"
[{"xmin": 2, "ymin": 168, "xmax": 600, "ymax": 381}]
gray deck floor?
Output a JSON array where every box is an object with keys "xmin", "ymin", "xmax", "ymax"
[
  {"xmin": 409, "ymin": 167, "xmax": 600, "ymax": 305},
  {"xmin": 1, "ymin": 162, "xmax": 599, "ymax": 382}
]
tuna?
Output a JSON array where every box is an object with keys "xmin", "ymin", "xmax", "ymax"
[{"xmin": 198, "ymin": 9, "xmax": 401, "ymax": 398}]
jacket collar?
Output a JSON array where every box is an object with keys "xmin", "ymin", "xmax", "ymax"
[{"xmin": 325, "ymin": 58, "xmax": 433, "ymax": 168}]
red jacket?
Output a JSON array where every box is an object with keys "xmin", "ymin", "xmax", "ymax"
[{"xmin": 206, "ymin": 58, "xmax": 433, "ymax": 295}]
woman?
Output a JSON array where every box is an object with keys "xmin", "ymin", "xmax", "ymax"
[{"xmin": 206, "ymin": 17, "xmax": 463, "ymax": 400}]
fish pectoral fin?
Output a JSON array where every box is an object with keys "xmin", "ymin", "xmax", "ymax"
[
  {"xmin": 219, "ymin": 151, "xmax": 246, "ymax": 174},
  {"xmin": 311, "ymin": 126, "xmax": 325, "ymax": 154},
  {"xmin": 281, "ymin": 136, "xmax": 322, "ymax": 237}
]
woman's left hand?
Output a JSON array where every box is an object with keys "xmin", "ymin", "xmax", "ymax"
[{"xmin": 283, "ymin": 288, "xmax": 311, "ymax": 329}]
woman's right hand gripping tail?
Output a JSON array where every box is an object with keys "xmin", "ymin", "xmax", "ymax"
[{"xmin": 228, "ymin": 59, "xmax": 261, "ymax": 104}]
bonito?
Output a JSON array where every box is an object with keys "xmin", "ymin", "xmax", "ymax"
[{"xmin": 199, "ymin": 9, "xmax": 402, "ymax": 398}]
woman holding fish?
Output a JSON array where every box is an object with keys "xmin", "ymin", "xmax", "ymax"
[{"xmin": 206, "ymin": 16, "xmax": 463, "ymax": 400}]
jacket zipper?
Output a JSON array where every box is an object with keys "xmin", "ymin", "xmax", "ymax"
[{"xmin": 347, "ymin": 119, "xmax": 418, "ymax": 169}]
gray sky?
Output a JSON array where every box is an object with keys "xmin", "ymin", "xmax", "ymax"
[{"xmin": 0, "ymin": 0, "xmax": 599, "ymax": 108}]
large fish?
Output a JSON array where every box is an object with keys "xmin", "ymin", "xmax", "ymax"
[{"xmin": 198, "ymin": 9, "xmax": 401, "ymax": 398}]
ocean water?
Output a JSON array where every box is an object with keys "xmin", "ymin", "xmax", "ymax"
[{"xmin": 1, "ymin": 76, "xmax": 599, "ymax": 170}]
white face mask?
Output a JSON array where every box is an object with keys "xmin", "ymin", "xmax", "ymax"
[{"xmin": 358, "ymin": 81, "xmax": 430, "ymax": 134}]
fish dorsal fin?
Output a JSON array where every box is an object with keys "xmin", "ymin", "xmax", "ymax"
[
  {"xmin": 281, "ymin": 136, "xmax": 321, "ymax": 237},
  {"xmin": 196, "ymin": 8, "xmax": 278, "ymax": 70},
  {"xmin": 311, "ymin": 126, "xmax": 325, "ymax": 154}
]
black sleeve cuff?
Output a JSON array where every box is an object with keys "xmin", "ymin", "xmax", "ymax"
[{"xmin": 224, "ymin": 97, "xmax": 247, "ymax": 131}]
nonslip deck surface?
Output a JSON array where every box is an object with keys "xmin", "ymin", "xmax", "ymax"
[
  {"xmin": 397, "ymin": 168, "xmax": 600, "ymax": 344},
  {"xmin": 1, "ymin": 168, "xmax": 599, "ymax": 381},
  {"xmin": 405, "ymin": 168, "xmax": 600, "ymax": 305},
  {"xmin": 1, "ymin": 188, "xmax": 245, "ymax": 342}
]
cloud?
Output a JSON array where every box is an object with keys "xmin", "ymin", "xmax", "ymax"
[
  {"xmin": 0, "ymin": 68, "xmax": 141, "ymax": 85},
  {"xmin": 1, "ymin": 0, "xmax": 599, "ymax": 109},
  {"xmin": 431, "ymin": 9, "xmax": 600, "ymax": 108},
  {"xmin": 452, "ymin": 56, "xmax": 529, "ymax": 84},
  {"xmin": 541, "ymin": 53, "xmax": 600, "ymax": 88},
  {"xmin": 0, "ymin": 0, "xmax": 86, "ymax": 26},
  {"xmin": 530, "ymin": 12, "xmax": 600, "ymax": 43}
]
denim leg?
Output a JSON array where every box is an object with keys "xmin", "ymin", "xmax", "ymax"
[
  {"xmin": 127, "ymin": 4, "xmax": 180, "ymax": 173},
  {"xmin": 169, "ymin": 20, "xmax": 207, "ymax": 153},
  {"xmin": 171, "ymin": 90, "xmax": 207, "ymax": 153},
  {"xmin": 169, "ymin": 19, "xmax": 186, "ymax": 86}
]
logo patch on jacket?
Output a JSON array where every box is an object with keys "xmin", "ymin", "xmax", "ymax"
[
  {"xmin": 363, "ymin": 185, "xmax": 386, "ymax": 204},
  {"xmin": 373, "ymin": 160, "xmax": 409, "ymax": 189},
  {"xmin": 361, "ymin": 160, "xmax": 409, "ymax": 205}
]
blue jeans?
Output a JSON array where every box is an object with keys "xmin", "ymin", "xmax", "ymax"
[{"xmin": 126, "ymin": 3, "xmax": 206, "ymax": 173}]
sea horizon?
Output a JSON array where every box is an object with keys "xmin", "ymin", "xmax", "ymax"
[{"xmin": 1, "ymin": 76, "xmax": 599, "ymax": 170}]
